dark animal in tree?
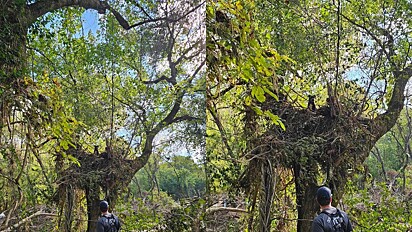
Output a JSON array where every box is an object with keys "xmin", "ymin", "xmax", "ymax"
[
  {"xmin": 38, "ymin": 94, "xmax": 48, "ymax": 104},
  {"xmin": 216, "ymin": 10, "xmax": 229, "ymax": 23},
  {"xmin": 307, "ymin": 95, "xmax": 316, "ymax": 112},
  {"xmin": 100, "ymin": 146, "xmax": 112, "ymax": 159},
  {"xmin": 93, "ymin": 145, "xmax": 99, "ymax": 156}
]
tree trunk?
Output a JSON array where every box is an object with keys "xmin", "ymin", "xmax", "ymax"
[
  {"xmin": 85, "ymin": 184, "xmax": 101, "ymax": 232},
  {"xmin": 258, "ymin": 159, "xmax": 275, "ymax": 232},
  {"xmin": 0, "ymin": 2, "xmax": 28, "ymax": 126},
  {"xmin": 64, "ymin": 185, "xmax": 75, "ymax": 232},
  {"xmin": 0, "ymin": 2, "xmax": 27, "ymax": 77},
  {"xmin": 293, "ymin": 162, "xmax": 319, "ymax": 232}
]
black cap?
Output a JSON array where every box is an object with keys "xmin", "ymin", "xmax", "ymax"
[
  {"xmin": 99, "ymin": 200, "xmax": 109, "ymax": 211},
  {"xmin": 316, "ymin": 186, "xmax": 332, "ymax": 206}
]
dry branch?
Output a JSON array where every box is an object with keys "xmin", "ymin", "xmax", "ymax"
[
  {"xmin": 206, "ymin": 207, "xmax": 248, "ymax": 214},
  {"xmin": 0, "ymin": 211, "xmax": 57, "ymax": 232}
]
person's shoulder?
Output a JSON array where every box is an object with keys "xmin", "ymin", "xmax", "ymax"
[
  {"xmin": 314, "ymin": 212, "xmax": 328, "ymax": 222},
  {"xmin": 100, "ymin": 213, "xmax": 115, "ymax": 220},
  {"xmin": 312, "ymin": 213, "xmax": 326, "ymax": 230},
  {"xmin": 337, "ymin": 208, "xmax": 349, "ymax": 217},
  {"xmin": 97, "ymin": 215, "xmax": 106, "ymax": 223},
  {"xmin": 111, "ymin": 213, "xmax": 120, "ymax": 222}
]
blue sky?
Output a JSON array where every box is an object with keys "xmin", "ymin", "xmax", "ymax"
[{"xmin": 81, "ymin": 10, "xmax": 100, "ymax": 34}]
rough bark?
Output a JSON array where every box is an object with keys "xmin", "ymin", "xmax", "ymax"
[
  {"xmin": 258, "ymin": 159, "xmax": 275, "ymax": 232},
  {"xmin": 85, "ymin": 184, "xmax": 100, "ymax": 232},
  {"xmin": 0, "ymin": 1, "xmax": 27, "ymax": 86},
  {"xmin": 293, "ymin": 162, "xmax": 319, "ymax": 231}
]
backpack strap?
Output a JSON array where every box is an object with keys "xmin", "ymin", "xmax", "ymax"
[
  {"xmin": 320, "ymin": 208, "xmax": 343, "ymax": 217},
  {"xmin": 320, "ymin": 209, "xmax": 346, "ymax": 231}
]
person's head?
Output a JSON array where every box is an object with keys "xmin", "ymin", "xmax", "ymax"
[
  {"xmin": 316, "ymin": 186, "xmax": 332, "ymax": 206},
  {"xmin": 99, "ymin": 200, "xmax": 109, "ymax": 213}
]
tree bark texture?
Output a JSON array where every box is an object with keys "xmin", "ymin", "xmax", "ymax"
[
  {"xmin": 258, "ymin": 159, "xmax": 275, "ymax": 232},
  {"xmin": 85, "ymin": 184, "xmax": 100, "ymax": 232},
  {"xmin": 0, "ymin": 1, "xmax": 28, "ymax": 132},
  {"xmin": 0, "ymin": 1, "xmax": 27, "ymax": 81}
]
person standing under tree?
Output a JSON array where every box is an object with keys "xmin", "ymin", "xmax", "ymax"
[
  {"xmin": 97, "ymin": 200, "xmax": 121, "ymax": 232},
  {"xmin": 311, "ymin": 186, "xmax": 353, "ymax": 232}
]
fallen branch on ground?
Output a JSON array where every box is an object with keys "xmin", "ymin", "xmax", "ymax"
[
  {"xmin": 206, "ymin": 207, "xmax": 248, "ymax": 214},
  {"xmin": 0, "ymin": 211, "xmax": 57, "ymax": 232}
]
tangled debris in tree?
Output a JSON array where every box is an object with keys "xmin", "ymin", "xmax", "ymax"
[
  {"xmin": 240, "ymin": 94, "xmax": 384, "ymax": 230},
  {"xmin": 57, "ymin": 147, "xmax": 133, "ymax": 189},
  {"xmin": 53, "ymin": 146, "xmax": 137, "ymax": 230}
]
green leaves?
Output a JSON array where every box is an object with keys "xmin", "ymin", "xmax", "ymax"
[
  {"xmin": 265, "ymin": 111, "xmax": 285, "ymax": 130},
  {"xmin": 251, "ymin": 85, "xmax": 266, "ymax": 103},
  {"xmin": 208, "ymin": 0, "xmax": 291, "ymax": 134},
  {"xmin": 345, "ymin": 179, "xmax": 412, "ymax": 232}
]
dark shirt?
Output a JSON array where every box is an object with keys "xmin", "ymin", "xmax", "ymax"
[
  {"xmin": 97, "ymin": 213, "xmax": 121, "ymax": 232},
  {"xmin": 311, "ymin": 207, "xmax": 353, "ymax": 232}
]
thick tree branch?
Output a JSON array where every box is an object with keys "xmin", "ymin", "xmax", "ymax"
[
  {"xmin": 118, "ymin": 2, "xmax": 204, "ymax": 30},
  {"xmin": 142, "ymin": 75, "xmax": 169, "ymax": 85},
  {"xmin": 175, "ymin": 40, "xmax": 202, "ymax": 66},
  {"xmin": 133, "ymin": 1, "xmax": 153, "ymax": 20},
  {"xmin": 340, "ymin": 12, "xmax": 412, "ymax": 139},
  {"xmin": 26, "ymin": 0, "xmax": 107, "ymax": 26},
  {"xmin": 133, "ymin": 89, "xmax": 186, "ymax": 170},
  {"xmin": 373, "ymin": 67, "xmax": 411, "ymax": 138},
  {"xmin": 171, "ymin": 115, "xmax": 202, "ymax": 124},
  {"xmin": 133, "ymin": 61, "xmax": 204, "ymax": 170},
  {"xmin": 135, "ymin": 61, "xmax": 205, "ymax": 167},
  {"xmin": 27, "ymin": 1, "xmax": 204, "ymax": 31},
  {"xmin": 187, "ymin": 59, "xmax": 206, "ymax": 84},
  {"xmin": 167, "ymin": 25, "xmax": 178, "ymax": 85},
  {"xmin": 154, "ymin": 93, "xmax": 186, "ymax": 134}
]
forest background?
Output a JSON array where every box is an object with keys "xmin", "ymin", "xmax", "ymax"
[{"xmin": 0, "ymin": 0, "xmax": 411, "ymax": 231}]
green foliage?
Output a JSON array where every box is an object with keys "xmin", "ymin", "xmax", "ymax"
[
  {"xmin": 158, "ymin": 156, "xmax": 206, "ymax": 199},
  {"xmin": 207, "ymin": 0, "xmax": 412, "ymax": 231},
  {"xmin": 117, "ymin": 193, "xmax": 177, "ymax": 231},
  {"xmin": 2, "ymin": 1, "xmax": 205, "ymax": 231},
  {"xmin": 207, "ymin": 0, "xmax": 288, "ymax": 128},
  {"xmin": 117, "ymin": 191, "xmax": 208, "ymax": 232},
  {"xmin": 344, "ymin": 175, "xmax": 412, "ymax": 231},
  {"xmin": 163, "ymin": 198, "xmax": 206, "ymax": 232},
  {"xmin": 367, "ymin": 108, "xmax": 412, "ymax": 181},
  {"xmin": 132, "ymin": 155, "xmax": 206, "ymax": 200}
]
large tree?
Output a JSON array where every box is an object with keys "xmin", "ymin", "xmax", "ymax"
[
  {"xmin": 207, "ymin": 0, "xmax": 411, "ymax": 231},
  {"xmin": 0, "ymin": 0, "xmax": 204, "ymax": 231}
]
